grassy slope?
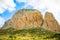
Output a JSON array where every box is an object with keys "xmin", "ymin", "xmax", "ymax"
[{"xmin": 0, "ymin": 27, "xmax": 60, "ymax": 40}]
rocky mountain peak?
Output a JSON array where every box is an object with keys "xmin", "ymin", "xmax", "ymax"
[
  {"xmin": 11, "ymin": 9, "xmax": 43, "ymax": 30},
  {"xmin": 1, "ymin": 9, "xmax": 60, "ymax": 33}
]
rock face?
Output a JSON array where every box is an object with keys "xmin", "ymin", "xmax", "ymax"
[
  {"xmin": 43, "ymin": 12, "xmax": 60, "ymax": 32},
  {"xmin": 1, "ymin": 9, "xmax": 60, "ymax": 33},
  {"xmin": 11, "ymin": 9, "xmax": 43, "ymax": 30}
]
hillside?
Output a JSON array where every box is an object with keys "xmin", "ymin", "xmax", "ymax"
[
  {"xmin": 0, "ymin": 9, "xmax": 60, "ymax": 40},
  {"xmin": 1, "ymin": 19, "xmax": 13, "ymax": 30},
  {"xmin": 0, "ymin": 27, "xmax": 60, "ymax": 40}
]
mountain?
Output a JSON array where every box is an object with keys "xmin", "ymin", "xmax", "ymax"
[
  {"xmin": 11, "ymin": 9, "xmax": 43, "ymax": 30},
  {"xmin": 1, "ymin": 9, "xmax": 60, "ymax": 33},
  {"xmin": 0, "ymin": 9, "xmax": 60, "ymax": 40}
]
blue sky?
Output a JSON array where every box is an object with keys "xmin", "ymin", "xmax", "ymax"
[{"xmin": 0, "ymin": 0, "xmax": 60, "ymax": 28}]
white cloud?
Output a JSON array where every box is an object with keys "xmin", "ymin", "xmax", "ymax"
[
  {"xmin": 16, "ymin": 0, "xmax": 27, "ymax": 2},
  {"xmin": 0, "ymin": 0, "xmax": 16, "ymax": 13},
  {"xmin": 0, "ymin": 17, "xmax": 5, "ymax": 28},
  {"xmin": 16, "ymin": 0, "xmax": 60, "ymax": 24}
]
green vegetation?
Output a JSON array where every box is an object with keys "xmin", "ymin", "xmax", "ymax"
[{"xmin": 0, "ymin": 27, "xmax": 60, "ymax": 40}]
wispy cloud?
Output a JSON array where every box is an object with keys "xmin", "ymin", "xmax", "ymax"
[
  {"xmin": 16, "ymin": 0, "xmax": 60, "ymax": 24},
  {"xmin": 0, "ymin": 0, "xmax": 16, "ymax": 13}
]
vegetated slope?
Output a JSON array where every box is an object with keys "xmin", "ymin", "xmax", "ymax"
[{"xmin": 0, "ymin": 27, "xmax": 60, "ymax": 40}]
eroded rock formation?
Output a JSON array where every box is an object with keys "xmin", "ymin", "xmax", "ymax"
[
  {"xmin": 11, "ymin": 9, "xmax": 43, "ymax": 30},
  {"xmin": 43, "ymin": 12, "xmax": 60, "ymax": 32},
  {"xmin": 1, "ymin": 9, "xmax": 60, "ymax": 33}
]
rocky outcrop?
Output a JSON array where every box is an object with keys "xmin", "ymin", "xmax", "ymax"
[
  {"xmin": 1, "ymin": 9, "xmax": 60, "ymax": 33},
  {"xmin": 43, "ymin": 12, "xmax": 60, "ymax": 32},
  {"xmin": 11, "ymin": 9, "xmax": 43, "ymax": 30}
]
